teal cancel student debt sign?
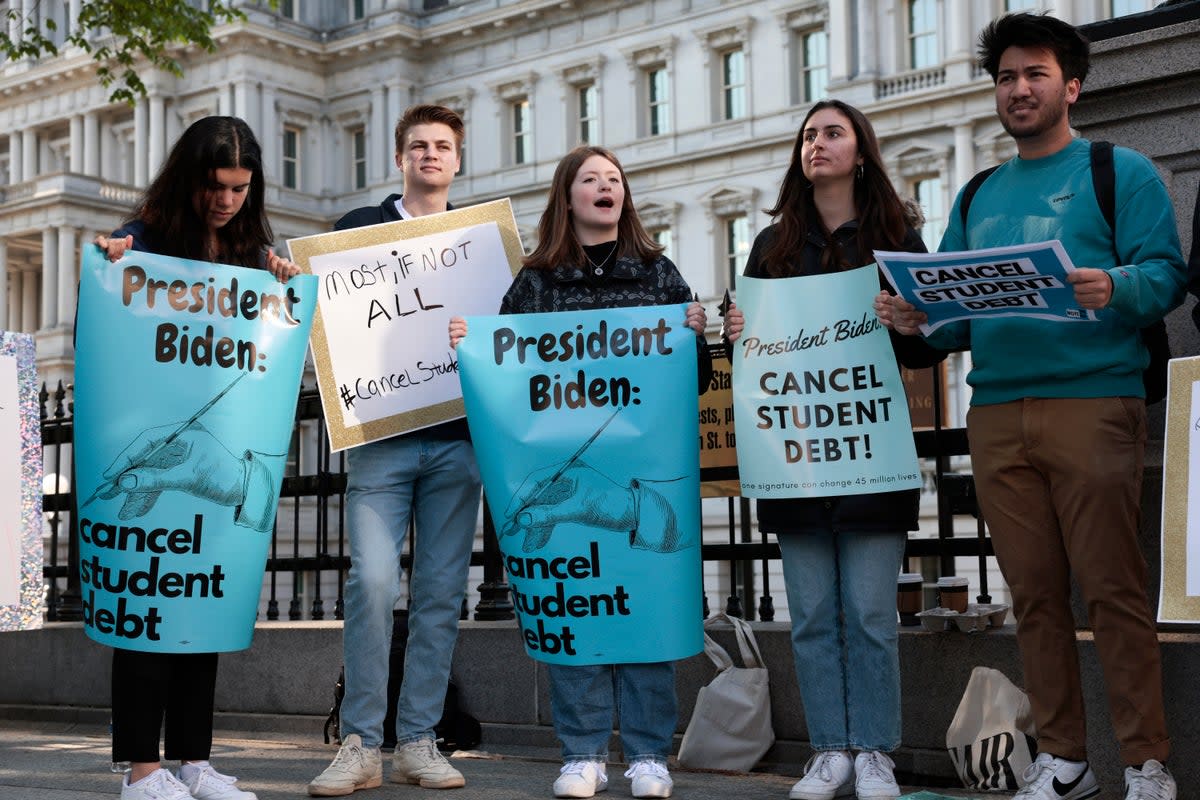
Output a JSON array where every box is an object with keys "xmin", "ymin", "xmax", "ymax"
[
  {"xmin": 457, "ymin": 304, "xmax": 703, "ymax": 665},
  {"xmin": 734, "ymin": 267, "xmax": 922, "ymax": 499},
  {"xmin": 74, "ymin": 247, "xmax": 316, "ymax": 653}
]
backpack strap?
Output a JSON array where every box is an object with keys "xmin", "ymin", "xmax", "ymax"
[
  {"xmin": 958, "ymin": 165, "xmax": 1001, "ymax": 228},
  {"xmin": 1089, "ymin": 140, "xmax": 1116, "ymax": 232}
]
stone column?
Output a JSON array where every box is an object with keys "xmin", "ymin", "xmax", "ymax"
[
  {"xmin": 15, "ymin": 270, "xmax": 31, "ymax": 333},
  {"xmin": 261, "ymin": 88, "xmax": 278, "ymax": 184},
  {"xmin": 69, "ymin": 115, "xmax": 83, "ymax": 174},
  {"xmin": 0, "ymin": 239, "xmax": 7, "ymax": 331},
  {"xmin": 41, "ymin": 228, "xmax": 58, "ymax": 330},
  {"xmin": 954, "ymin": 122, "xmax": 975, "ymax": 190},
  {"xmin": 234, "ymin": 82, "xmax": 249, "ymax": 122},
  {"xmin": 83, "ymin": 112, "xmax": 99, "ymax": 176},
  {"xmin": 68, "ymin": 0, "xmax": 82, "ymax": 37},
  {"xmin": 9, "ymin": 133, "xmax": 22, "ymax": 184},
  {"xmin": 370, "ymin": 87, "xmax": 387, "ymax": 185},
  {"xmin": 827, "ymin": 0, "xmax": 852, "ymax": 83},
  {"xmin": 22, "ymin": 129, "xmax": 36, "ymax": 181},
  {"xmin": 856, "ymin": 0, "xmax": 877, "ymax": 78},
  {"xmin": 148, "ymin": 92, "xmax": 166, "ymax": 177},
  {"xmin": 133, "ymin": 102, "xmax": 147, "ymax": 186},
  {"xmin": 56, "ymin": 227, "xmax": 76, "ymax": 327}
]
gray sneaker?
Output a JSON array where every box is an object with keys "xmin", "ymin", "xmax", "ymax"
[
  {"xmin": 307, "ymin": 734, "xmax": 383, "ymax": 797},
  {"xmin": 1124, "ymin": 760, "xmax": 1176, "ymax": 800},
  {"xmin": 391, "ymin": 738, "xmax": 466, "ymax": 789}
]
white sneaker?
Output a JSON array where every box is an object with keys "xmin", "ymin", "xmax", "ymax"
[
  {"xmin": 854, "ymin": 751, "xmax": 900, "ymax": 800},
  {"xmin": 179, "ymin": 764, "xmax": 258, "ymax": 800},
  {"xmin": 1124, "ymin": 759, "xmax": 1176, "ymax": 800},
  {"xmin": 307, "ymin": 734, "xmax": 383, "ymax": 797},
  {"xmin": 391, "ymin": 737, "xmax": 465, "ymax": 789},
  {"xmin": 554, "ymin": 760, "xmax": 608, "ymax": 798},
  {"xmin": 120, "ymin": 768, "xmax": 193, "ymax": 800},
  {"xmin": 624, "ymin": 760, "xmax": 672, "ymax": 799},
  {"xmin": 1014, "ymin": 753, "xmax": 1100, "ymax": 800},
  {"xmin": 789, "ymin": 750, "xmax": 854, "ymax": 800}
]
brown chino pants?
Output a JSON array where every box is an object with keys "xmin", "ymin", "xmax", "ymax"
[{"xmin": 966, "ymin": 397, "xmax": 1169, "ymax": 766}]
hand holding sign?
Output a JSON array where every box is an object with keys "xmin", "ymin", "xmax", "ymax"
[
  {"xmin": 100, "ymin": 423, "xmax": 247, "ymax": 519},
  {"xmin": 503, "ymin": 461, "xmax": 636, "ymax": 552}
]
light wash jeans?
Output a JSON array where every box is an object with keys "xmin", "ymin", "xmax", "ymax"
[
  {"xmin": 547, "ymin": 662, "xmax": 676, "ymax": 763},
  {"xmin": 778, "ymin": 529, "xmax": 906, "ymax": 752},
  {"xmin": 339, "ymin": 435, "xmax": 481, "ymax": 748}
]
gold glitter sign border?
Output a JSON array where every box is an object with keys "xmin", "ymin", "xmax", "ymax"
[
  {"xmin": 1160, "ymin": 355, "xmax": 1200, "ymax": 623},
  {"xmin": 288, "ymin": 199, "xmax": 524, "ymax": 452}
]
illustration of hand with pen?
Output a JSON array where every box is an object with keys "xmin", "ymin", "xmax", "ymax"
[
  {"xmin": 99, "ymin": 422, "xmax": 248, "ymax": 520},
  {"xmin": 502, "ymin": 461, "xmax": 637, "ymax": 553}
]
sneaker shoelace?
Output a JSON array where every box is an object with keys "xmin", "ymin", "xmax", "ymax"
[
  {"xmin": 624, "ymin": 761, "xmax": 668, "ymax": 780},
  {"xmin": 561, "ymin": 760, "xmax": 597, "ymax": 778},
  {"xmin": 803, "ymin": 751, "xmax": 845, "ymax": 782},
  {"xmin": 1127, "ymin": 765, "xmax": 1172, "ymax": 800},
  {"xmin": 857, "ymin": 752, "xmax": 895, "ymax": 783},
  {"xmin": 1016, "ymin": 758, "xmax": 1057, "ymax": 795},
  {"xmin": 331, "ymin": 742, "xmax": 367, "ymax": 769}
]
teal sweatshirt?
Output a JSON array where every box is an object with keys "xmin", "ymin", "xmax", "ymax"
[{"xmin": 928, "ymin": 138, "xmax": 1185, "ymax": 405}]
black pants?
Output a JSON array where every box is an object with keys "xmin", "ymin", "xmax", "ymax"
[{"xmin": 111, "ymin": 648, "xmax": 218, "ymax": 763}]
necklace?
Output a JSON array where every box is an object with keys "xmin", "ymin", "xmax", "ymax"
[{"xmin": 584, "ymin": 241, "xmax": 618, "ymax": 275}]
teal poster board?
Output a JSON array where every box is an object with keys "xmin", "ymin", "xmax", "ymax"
[
  {"xmin": 75, "ymin": 246, "xmax": 316, "ymax": 652},
  {"xmin": 733, "ymin": 267, "xmax": 922, "ymax": 499},
  {"xmin": 457, "ymin": 303, "xmax": 703, "ymax": 665}
]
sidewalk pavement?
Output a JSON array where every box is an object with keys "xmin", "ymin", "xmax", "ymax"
[{"xmin": 0, "ymin": 720, "xmax": 1012, "ymax": 800}]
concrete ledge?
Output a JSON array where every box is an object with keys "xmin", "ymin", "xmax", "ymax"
[{"xmin": 3, "ymin": 621, "xmax": 1199, "ymax": 795}]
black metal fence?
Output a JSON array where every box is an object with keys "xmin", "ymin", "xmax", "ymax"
[{"xmin": 38, "ymin": 370, "xmax": 992, "ymax": 625}]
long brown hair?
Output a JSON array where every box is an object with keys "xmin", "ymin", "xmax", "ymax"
[
  {"xmin": 760, "ymin": 100, "xmax": 909, "ymax": 276},
  {"xmin": 523, "ymin": 145, "xmax": 662, "ymax": 271},
  {"xmin": 129, "ymin": 116, "xmax": 272, "ymax": 269}
]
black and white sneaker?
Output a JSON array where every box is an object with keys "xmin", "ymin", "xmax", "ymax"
[{"xmin": 1014, "ymin": 753, "xmax": 1099, "ymax": 800}]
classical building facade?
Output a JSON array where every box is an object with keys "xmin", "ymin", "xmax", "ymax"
[
  {"xmin": 0, "ymin": 0, "xmax": 1160, "ymax": 392},
  {"xmin": 3, "ymin": 0, "xmax": 1164, "ymax": 616}
]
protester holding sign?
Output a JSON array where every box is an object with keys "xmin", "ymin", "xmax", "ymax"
[
  {"xmin": 91, "ymin": 116, "xmax": 298, "ymax": 800},
  {"xmin": 877, "ymin": 14, "xmax": 1184, "ymax": 800},
  {"xmin": 724, "ymin": 100, "xmax": 943, "ymax": 800},
  {"xmin": 308, "ymin": 105, "xmax": 481, "ymax": 797},
  {"xmin": 451, "ymin": 145, "xmax": 708, "ymax": 800}
]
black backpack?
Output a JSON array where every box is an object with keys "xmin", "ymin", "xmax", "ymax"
[{"xmin": 959, "ymin": 141, "xmax": 1171, "ymax": 404}]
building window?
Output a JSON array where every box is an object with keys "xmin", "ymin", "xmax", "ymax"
[
  {"xmin": 350, "ymin": 0, "xmax": 365, "ymax": 20},
  {"xmin": 578, "ymin": 84, "xmax": 598, "ymax": 144},
  {"xmin": 351, "ymin": 128, "xmax": 366, "ymax": 190},
  {"xmin": 801, "ymin": 29, "xmax": 829, "ymax": 103},
  {"xmin": 512, "ymin": 99, "xmax": 532, "ymax": 165},
  {"xmin": 725, "ymin": 215, "xmax": 751, "ymax": 288},
  {"xmin": 283, "ymin": 127, "xmax": 300, "ymax": 190},
  {"xmin": 908, "ymin": 0, "xmax": 938, "ymax": 70},
  {"xmin": 1110, "ymin": 0, "xmax": 1150, "ymax": 16},
  {"xmin": 651, "ymin": 228, "xmax": 673, "ymax": 261},
  {"xmin": 914, "ymin": 177, "xmax": 944, "ymax": 252},
  {"xmin": 648, "ymin": 68, "xmax": 670, "ymax": 136},
  {"xmin": 721, "ymin": 49, "xmax": 746, "ymax": 121},
  {"xmin": 279, "ymin": 0, "xmax": 298, "ymax": 19}
]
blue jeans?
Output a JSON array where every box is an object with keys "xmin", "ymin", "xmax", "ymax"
[
  {"xmin": 339, "ymin": 435, "xmax": 481, "ymax": 748},
  {"xmin": 548, "ymin": 662, "xmax": 676, "ymax": 763},
  {"xmin": 778, "ymin": 529, "xmax": 905, "ymax": 752}
]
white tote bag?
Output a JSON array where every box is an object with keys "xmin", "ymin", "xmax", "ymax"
[
  {"xmin": 676, "ymin": 613, "xmax": 774, "ymax": 771},
  {"xmin": 946, "ymin": 666, "xmax": 1038, "ymax": 792}
]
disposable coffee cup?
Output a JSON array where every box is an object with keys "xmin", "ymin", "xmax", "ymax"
[
  {"xmin": 897, "ymin": 573, "xmax": 923, "ymax": 625},
  {"xmin": 937, "ymin": 576, "xmax": 969, "ymax": 613}
]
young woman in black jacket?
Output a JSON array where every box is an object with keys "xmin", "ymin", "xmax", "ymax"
[{"xmin": 724, "ymin": 100, "xmax": 943, "ymax": 800}]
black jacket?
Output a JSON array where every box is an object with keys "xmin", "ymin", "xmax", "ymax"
[
  {"xmin": 501, "ymin": 253, "xmax": 714, "ymax": 394},
  {"xmin": 335, "ymin": 193, "xmax": 470, "ymax": 441},
  {"xmin": 742, "ymin": 220, "xmax": 945, "ymax": 535}
]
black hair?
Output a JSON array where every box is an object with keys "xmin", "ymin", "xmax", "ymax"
[
  {"xmin": 128, "ymin": 116, "xmax": 272, "ymax": 268},
  {"xmin": 977, "ymin": 12, "xmax": 1090, "ymax": 85}
]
